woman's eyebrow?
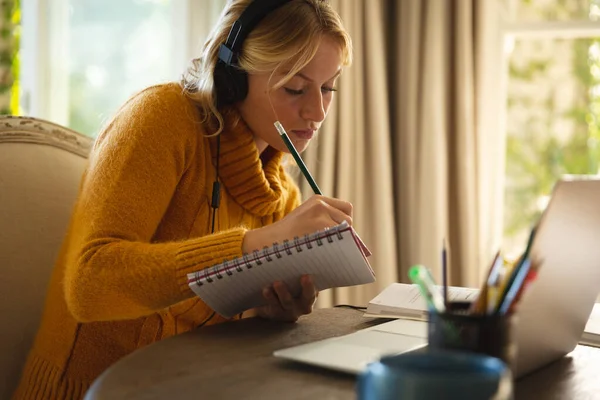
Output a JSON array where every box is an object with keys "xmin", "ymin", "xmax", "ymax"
[{"xmin": 291, "ymin": 70, "xmax": 342, "ymax": 83}]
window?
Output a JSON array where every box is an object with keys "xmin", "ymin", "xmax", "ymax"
[
  {"xmin": 501, "ymin": 0, "xmax": 600, "ymax": 258},
  {"xmin": 19, "ymin": 0, "xmax": 226, "ymax": 137},
  {"xmin": 68, "ymin": 0, "xmax": 181, "ymax": 136}
]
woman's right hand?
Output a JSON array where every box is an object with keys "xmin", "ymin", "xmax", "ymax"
[{"xmin": 242, "ymin": 195, "xmax": 353, "ymax": 253}]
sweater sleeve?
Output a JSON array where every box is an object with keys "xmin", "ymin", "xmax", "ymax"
[{"xmin": 63, "ymin": 86, "xmax": 246, "ymax": 323}]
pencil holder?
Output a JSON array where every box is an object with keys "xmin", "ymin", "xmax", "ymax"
[{"xmin": 427, "ymin": 302, "xmax": 517, "ymax": 369}]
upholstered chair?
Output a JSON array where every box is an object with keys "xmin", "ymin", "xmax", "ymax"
[{"xmin": 0, "ymin": 116, "xmax": 93, "ymax": 398}]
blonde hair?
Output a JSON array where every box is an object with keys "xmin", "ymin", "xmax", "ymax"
[{"xmin": 181, "ymin": 0, "xmax": 352, "ymax": 136}]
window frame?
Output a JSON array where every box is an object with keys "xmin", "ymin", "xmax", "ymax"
[{"xmin": 20, "ymin": 0, "xmax": 69, "ymax": 124}]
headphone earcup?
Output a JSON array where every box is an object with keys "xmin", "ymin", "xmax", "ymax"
[{"xmin": 214, "ymin": 61, "xmax": 249, "ymax": 107}]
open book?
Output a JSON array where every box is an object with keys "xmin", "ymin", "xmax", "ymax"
[
  {"xmin": 581, "ymin": 303, "xmax": 600, "ymax": 347},
  {"xmin": 364, "ymin": 283, "xmax": 479, "ymax": 320},
  {"xmin": 188, "ymin": 222, "xmax": 375, "ymax": 318}
]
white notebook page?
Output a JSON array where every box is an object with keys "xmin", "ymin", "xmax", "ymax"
[{"xmin": 188, "ymin": 224, "xmax": 375, "ymax": 318}]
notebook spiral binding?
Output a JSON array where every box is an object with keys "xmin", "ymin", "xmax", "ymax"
[{"xmin": 192, "ymin": 223, "xmax": 348, "ymax": 286}]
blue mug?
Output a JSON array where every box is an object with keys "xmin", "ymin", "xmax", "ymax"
[{"xmin": 357, "ymin": 350, "xmax": 513, "ymax": 400}]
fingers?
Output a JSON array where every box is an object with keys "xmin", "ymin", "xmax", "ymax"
[
  {"xmin": 309, "ymin": 195, "xmax": 353, "ymax": 219},
  {"xmin": 305, "ymin": 196, "xmax": 353, "ymax": 227},
  {"xmin": 300, "ymin": 275, "xmax": 317, "ymax": 313},
  {"xmin": 260, "ymin": 287, "xmax": 295, "ymax": 322},
  {"xmin": 273, "ymin": 281, "xmax": 295, "ymax": 311},
  {"xmin": 260, "ymin": 284, "xmax": 297, "ymax": 322},
  {"xmin": 262, "ymin": 286, "xmax": 277, "ymax": 305},
  {"xmin": 322, "ymin": 203, "xmax": 353, "ymax": 226},
  {"xmin": 260, "ymin": 277, "xmax": 316, "ymax": 321}
]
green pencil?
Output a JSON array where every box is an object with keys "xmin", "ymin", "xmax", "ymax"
[{"xmin": 274, "ymin": 121, "xmax": 322, "ymax": 195}]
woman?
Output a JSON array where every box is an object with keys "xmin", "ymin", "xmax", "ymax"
[{"xmin": 13, "ymin": 0, "xmax": 353, "ymax": 399}]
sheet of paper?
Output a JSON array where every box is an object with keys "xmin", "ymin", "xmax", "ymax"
[{"xmin": 368, "ymin": 283, "xmax": 479, "ymax": 312}]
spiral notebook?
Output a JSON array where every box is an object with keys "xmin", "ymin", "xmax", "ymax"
[{"xmin": 187, "ymin": 221, "xmax": 375, "ymax": 318}]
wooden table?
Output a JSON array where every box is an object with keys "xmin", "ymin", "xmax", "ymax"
[{"xmin": 85, "ymin": 308, "xmax": 600, "ymax": 400}]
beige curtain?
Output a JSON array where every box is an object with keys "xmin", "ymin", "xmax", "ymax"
[
  {"xmin": 303, "ymin": 0, "xmax": 399, "ymax": 308},
  {"xmin": 393, "ymin": 0, "xmax": 503, "ymax": 288},
  {"xmin": 300, "ymin": 0, "xmax": 503, "ymax": 308}
]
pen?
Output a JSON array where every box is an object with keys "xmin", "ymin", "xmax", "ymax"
[
  {"xmin": 495, "ymin": 226, "xmax": 537, "ymax": 312},
  {"xmin": 469, "ymin": 250, "xmax": 501, "ymax": 315},
  {"xmin": 274, "ymin": 121, "xmax": 322, "ymax": 195},
  {"xmin": 408, "ymin": 265, "xmax": 446, "ymax": 313},
  {"xmin": 497, "ymin": 258, "xmax": 532, "ymax": 314},
  {"xmin": 506, "ymin": 258, "xmax": 540, "ymax": 314},
  {"xmin": 486, "ymin": 251, "xmax": 504, "ymax": 288},
  {"xmin": 484, "ymin": 251, "xmax": 504, "ymax": 314},
  {"xmin": 442, "ymin": 239, "xmax": 448, "ymax": 307},
  {"xmin": 486, "ymin": 265, "xmax": 506, "ymax": 315}
]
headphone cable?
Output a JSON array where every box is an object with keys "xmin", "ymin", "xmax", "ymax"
[{"xmin": 210, "ymin": 134, "xmax": 221, "ymax": 234}]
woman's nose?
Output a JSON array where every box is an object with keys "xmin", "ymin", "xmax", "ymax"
[{"xmin": 300, "ymin": 90, "xmax": 326, "ymax": 123}]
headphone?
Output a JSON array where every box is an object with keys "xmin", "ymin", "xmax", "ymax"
[
  {"xmin": 210, "ymin": 0, "xmax": 292, "ymax": 234},
  {"xmin": 214, "ymin": 0, "xmax": 292, "ymax": 107}
]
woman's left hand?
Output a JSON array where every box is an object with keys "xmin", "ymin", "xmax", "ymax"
[{"xmin": 252, "ymin": 275, "xmax": 317, "ymax": 322}]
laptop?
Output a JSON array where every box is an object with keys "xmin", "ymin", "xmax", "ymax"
[{"xmin": 274, "ymin": 177, "xmax": 600, "ymax": 378}]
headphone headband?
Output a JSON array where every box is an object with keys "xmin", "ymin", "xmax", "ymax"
[
  {"xmin": 215, "ymin": 0, "xmax": 292, "ymax": 107},
  {"xmin": 219, "ymin": 0, "xmax": 291, "ymax": 66}
]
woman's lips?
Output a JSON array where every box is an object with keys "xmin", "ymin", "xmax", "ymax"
[{"xmin": 291, "ymin": 129, "xmax": 315, "ymax": 140}]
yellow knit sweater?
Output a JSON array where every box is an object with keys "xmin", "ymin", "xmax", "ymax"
[{"xmin": 13, "ymin": 83, "xmax": 301, "ymax": 400}]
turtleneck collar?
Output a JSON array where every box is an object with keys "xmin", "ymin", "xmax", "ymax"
[{"xmin": 208, "ymin": 111, "xmax": 289, "ymax": 217}]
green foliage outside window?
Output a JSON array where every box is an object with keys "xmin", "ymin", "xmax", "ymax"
[
  {"xmin": 0, "ymin": 0, "xmax": 20, "ymax": 115},
  {"xmin": 504, "ymin": 0, "xmax": 600, "ymax": 243}
]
